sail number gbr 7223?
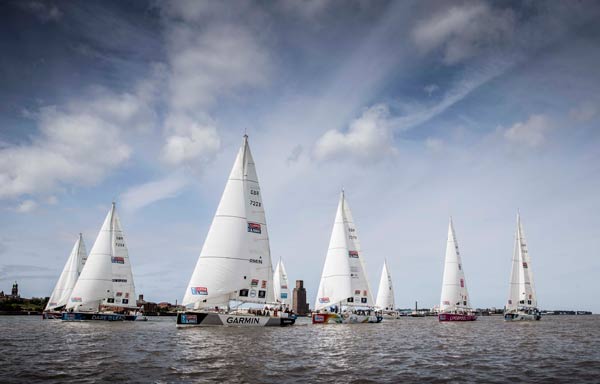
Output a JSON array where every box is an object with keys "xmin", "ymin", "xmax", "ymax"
[{"xmin": 249, "ymin": 189, "xmax": 261, "ymax": 207}]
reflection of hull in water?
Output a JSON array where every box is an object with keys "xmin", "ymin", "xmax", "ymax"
[
  {"xmin": 176, "ymin": 312, "xmax": 296, "ymax": 327},
  {"xmin": 438, "ymin": 313, "xmax": 477, "ymax": 322},
  {"xmin": 61, "ymin": 312, "xmax": 137, "ymax": 321},
  {"xmin": 42, "ymin": 312, "xmax": 62, "ymax": 320},
  {"xmin": 504, "ymin": 310, "xmax": 541, "ymax": 321},
  {"xmin": 311, "ymin": 313, "xmax": 383, "ymax": 324}
]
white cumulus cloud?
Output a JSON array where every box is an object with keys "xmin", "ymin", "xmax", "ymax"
[
  {"xmin": 504, "ymin": 114, "xmax": 553, "ymax": 147},
  {"xmin": 314, "ymin": 104, "xmax": 396, "ymax": 161},
  {"xmin": 16, "ymin": 200, "xmax": 38, "ymax": 213},
  {"xmin": 120, "ymin": 173, "xmax": 189, "ymax": 212}
]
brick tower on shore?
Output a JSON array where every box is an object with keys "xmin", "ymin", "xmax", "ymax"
[{"xmin": 293, "ymin": 280, "xmax": 309, "ymax": 315}]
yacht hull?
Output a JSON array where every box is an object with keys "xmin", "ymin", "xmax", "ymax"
[
  {"xmin": 176, "ymin": 312, "xmax": 295, "ymax": 327},
  {"xmin": 504, "ymin": 311, "xmax": 541, "ymax": 321},
  {"xmin": 438, "ymin": 313, "xmax": 477, "ymax": 321},
  {"xmin": 311, "ymin": 313, "xmax": 383, "ymax": 324},
  {"xmin": 61, "ymin": 312, "xmax": 137, "ymax": 321}
]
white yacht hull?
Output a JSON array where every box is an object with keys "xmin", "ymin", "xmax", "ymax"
[
  {"xmin": 504, "ymin": 310, "xmax": 541, "ymax": 321},
  {"xmin": 176, "ymin": 312, "xmax": 295, "ymax": 327}
]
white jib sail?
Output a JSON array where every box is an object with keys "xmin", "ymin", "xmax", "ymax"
[
  {"xmin": 273, "ymin": 259, "xmax": 291, "ymax": 306},
  {"xmin": 45, "ymin": 234, "xmax": 87, "ymax": 311},
  {"xmin": 375, "ymin": 260, "xmax": 395, "ymax": 311},
  {"xmin": 315, "ymin": 191, "xmax": 373, "ymax": 310},
  {"xmin": 439, "ymin": 218, "xmax": 471, "ymax": 312},
  {"xmin": 182, "ymin": 135, "xmax": 274, "ymax": 310},
  {"xmin": 342, "ymin": 193, "xmax": 375, "ymax": 308},
  {"xmin": 507, "ymin": 214, "xmax": 537, "ymax": 310},
  {"xmin": 66, "ymin": 203, "xmax": 137, "ymax": 311}
]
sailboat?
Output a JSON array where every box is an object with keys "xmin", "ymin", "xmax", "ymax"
[
  {"xmin": 438, "ymin": 218, "xmax": 477, "ymax": 321},
  {"xmin": 312, "ymin": 191, "xmax": 382, "ymax": 324},
  {"xmin": 273, "ymin": 259, "xmax": 291, "ymax": 308},
  {"xmin": 504, "ymin": 214, "xmax": 541, "ymax": 321},
  {"xmin": 375, "ymin": 260, "xmax": 399, "ymax": 319},
  {"xmin": 62, "ymin": 203, "xmax": 139, "ymax": 321},
  {"xmin": 43, "ymin": 234, "xmax": 87, "ymax": 319},
  {"xmin": 177, "ymin": 135, "xmax": 295, "ymax": 327}
]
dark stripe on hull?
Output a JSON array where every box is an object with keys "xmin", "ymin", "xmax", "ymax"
[
  {"xmin": 42, "ymin": 312, "xmax": 62, "ymax": 320},
  {"xmin": 438, "ymin": 313, "xmax": 478, "ymax": 322},
  {"xmin": 176, "ymin": 312, "xmax": 295, "ymax": 327},
  {"xmin": 61, "ymin": 312, "xmax": 137, "ymax": 321}
]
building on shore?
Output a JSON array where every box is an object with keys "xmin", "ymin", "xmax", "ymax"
[{"xmin": 292, "ymin": 280, "xmax": 309, "ymax": 315}]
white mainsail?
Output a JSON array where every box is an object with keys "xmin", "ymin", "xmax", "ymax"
[
  {"xmin": 439, "ymin": 218, "xmax": 471, "ymax": 313},
  {"xmin": 315, "ymin": 191, "xmax": 374, "ymax": 311},
  {"xmin": 273, "ymin": 259, "xmax": 291, "ymax": 306},
  {"xmin": 506, "ymin": 214, "xmax": 537, "ymax": 310},
  {"xmin": 375, "ymin": 260, "xmax": 395, "ymax": 311},
  {"xmin": 45, "ymin": 234, "xmax": 87, "ymax": 311},
  {"xmin": 182, "ymin": 135, "xmax": 274, "ymax": 310},
  {"xmin": 66, "ymin": 203, "xmax": 137, "ymax": 311}
]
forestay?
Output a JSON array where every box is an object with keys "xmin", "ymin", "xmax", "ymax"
[{"xmin": 182, "ymin": 135, "xmax": 274, "ymax": 310}]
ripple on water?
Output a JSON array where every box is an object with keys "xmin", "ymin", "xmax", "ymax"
[{"xmin": 2, "ymin": 315, "xmax": 600, "ymax": 383}]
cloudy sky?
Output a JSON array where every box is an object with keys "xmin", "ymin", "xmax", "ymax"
[{"xmin": 1, "ymin": 0, "xmax": 599, "ymax": 312}]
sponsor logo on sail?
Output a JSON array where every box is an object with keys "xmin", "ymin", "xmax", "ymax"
[
  {"xmin": 249, "ymin": 258, "xmax": 263, "ymax": 264},
  {"xmin": 111, "ymin": 257, "xmax": 125, "ymax": 264},
  {"xmin": 116, "ymin": 292, "xmax": 122, "ymax": 297},
  {"xmin": 122, "ymin": 299, "xmax": 129, "ymax": 304},
  {"xmin": 112, "ymin": 278, "xmax": 127, "ymax": 283},
  {"xmin": 261, "ymin": 280, "xmax": 267, "ymax": 289},
  {"xmin": 247, "ymin": 222, "xmax": 262, "ymax": 234},
  {"xmin": 361, "ymin": 298, "xmax": 367, "ymax": 303},
  {"xmin": 71, "ymin": 297, "xmax": 82, "ymax": 302},
  {"xmin": 281, "ymin": 284, "xmax": 287, "ymax": 289},
  {"xmin": 250, "ymin": 289, "xmax": 257, "ymax": 298},
  {"xmin": 443, "ymin": 301, "xmax": 450, "ymax": 305},
  {"xmin": 226, "ymin": 316, "xmax": 260, "ymax": 324},
  {"xmin": 348, "ymin": 250, "xmax": 359, "ymax": 258},
  {"xmin": 319, "ymin": 297, "xmax": 330, "ymax": 303},
  {"xmin": 251, "ymin": 279, "xmax": 259, "ymax": 286},
  {"xmin": 460, "ymin": 278, "xmax": 464, "ymax": 288},
  {"xmin": 281, "ymin": 293, "xmax": 288, "ymax": 299},
  {"xmin": 363, "ymin": 290, "xmax": 367, "ymax": 296},
  {"xmin": 522, "ymin": 262, "xmax": 528, "ymax": 268},
  {"xmin": 354, "ymin": 290, "xmax": 361, "ymax": 295},
  {"xmin": 190, "ymin": 287, "xmax": 208, "ymax": 295},
  {"xmin": 258, "ymin": 290, "xmax": 266, "ymax": 298},
  {"xmin": 508, "ymin": 300, "xmax": 512, "ymax": 304}
]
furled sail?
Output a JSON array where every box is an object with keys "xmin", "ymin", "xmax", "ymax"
[
  {"xmin": 315, "ymin": 191, "xmax": 373, "ymax": 310},
  {"xmin": 273, "ymin": 259, "xmax": 291, "ymax": 306},
  {"xmin": 45, "ymin": 234, "xmax": 87, "ymax": 311},
  {"xmin": 182, "ymin": 135, "xmax": 274, "ymax": 309},
  {"xmin": 375, "ymin": 260, "xmax": 395, "ymax": 311},
  {"xmin": 66, "ymin": 203, "xmax": 137, "ymax": 311},
  {"xmin": 439, "ymin": 218, "xmax": 471, "ymax": 312}
]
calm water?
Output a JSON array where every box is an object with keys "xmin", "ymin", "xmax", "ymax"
[{"xmin": 2, "ymin": 315, "xmax": 599, "ymax": 383}]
